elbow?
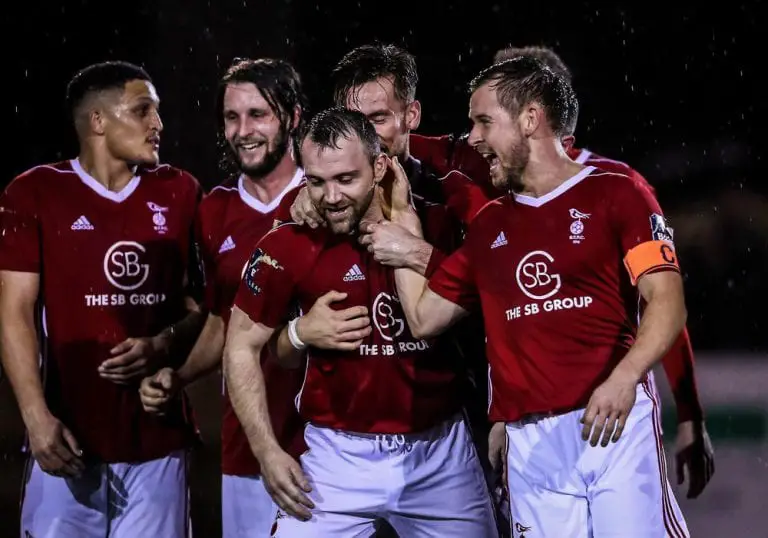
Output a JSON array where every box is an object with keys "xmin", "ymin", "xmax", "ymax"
[{"xmin": 410, "ymin": 318, "xmax": 439, "ymax": 341}]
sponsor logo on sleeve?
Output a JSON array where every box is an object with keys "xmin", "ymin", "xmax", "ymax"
[
  {"xmin": 242, "ymin": 248, "xmax": 283, "ymax": 295},
  {"xmin": 650, "ymin": 213, "xmax": 673, "ymax": 241}
]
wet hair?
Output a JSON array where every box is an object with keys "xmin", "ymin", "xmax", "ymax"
[
  {"xmin": 66, "ymin": 61, "xmax": 152, "ymax": 121},
  {"xmin": 491, "ymin": 46, "xmax": 577, "ymax": 135},
  {"xmin": 299, "ymin": 107, "xmax": 381, "ymax": 164},
  {"xmin": 217, "ymin": 57, "xmax": 307, "ymax": 132},
  {"xmin": 331, "ymin": 43, "xmax": 418, "ymax": 107},
  {"xmin": 469, "ymin": 56, "xmax": 579, "ymax": 138},
  {"xmin": 493, "ymin": 45, "xmax": 572, "ymax": 82},
  {"xmin": 217, "ymin": 57, "xmax": 309, "ymax": 174}
]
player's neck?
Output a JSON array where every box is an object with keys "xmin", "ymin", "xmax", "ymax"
[
  {"xmin": 241, "ymin": 153, "xmax": 298, "ymax": 206},
  {"xmin": 77, "ymin": 146, "xmax": 138, "ymax": 193},
  {"xmin": 518, "ymin": 141, "xmax": 584, "ymax": 198},
  {"xmin": 359, "ymin": 196, "xmax": 385, "ymax": 234}
]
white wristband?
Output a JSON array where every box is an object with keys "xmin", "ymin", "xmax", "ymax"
[{"xmin": 287, "ymin": 318, "xmax": 307, "ymax": 350}]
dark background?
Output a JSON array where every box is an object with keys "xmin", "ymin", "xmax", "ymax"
[{"xmin": 2, "ymin": 1, "xmax": 764, "ymax": 537}]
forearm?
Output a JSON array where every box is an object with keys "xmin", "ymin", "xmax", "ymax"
[
  {"xmin": 0, "ymin": 314, "xmax": 49, "ymax": 424},
  {"xmin": 394, "ymin": 267, "xmax": 434, "ymax": 339},
  {"xmin": 176, "ymin": 312, "xmax": 225, "ymax": 386},
  {"xmin": 614, "ymin": 293, "xmax": 687, "ymax": 383},
  {"xmin": 223, "ymin": 343, "xmax": 280, "ymax": 458},
  {"xmin": 269, "ymin": 321, "xmax": 304, "ymax": 369},
  {"xmin": 154, "ymin": 302, "xmax": 207, "ymax": 366},
  {"xmin": 661, "ymin": 329, "xmax": 703, "ymax": 422}
]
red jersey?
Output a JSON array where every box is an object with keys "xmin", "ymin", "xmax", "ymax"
[
  {"xmin": 429, "ymin": 167, "xmax": 682, "ymax": 422},
  {"xmin": 0, "ymin": 159, "xmax": 201, "ymax": 463},
  {"xmin": 196, "ymin": 171, "xmax": 307, "ymax": 476},
  {"xmin": 234, "ymin": 171, "xmax": 469, "ymax": 433},
  {"xmin": 412, "ymin": 132, "xmax": 702, "ymax": 422}
]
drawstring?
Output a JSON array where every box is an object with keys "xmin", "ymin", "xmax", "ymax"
[{"xmin": 375, "ymin": 434, "xmax": 413, "ymax": 453}]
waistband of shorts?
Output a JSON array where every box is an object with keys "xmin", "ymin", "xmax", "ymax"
[
  {"xmin": 313, "ymin": 412, "xmax": 464, "ymax": 442},
  {"xmin": 508, "ymin": 382, "xmax": 650, "ymax": 426}
]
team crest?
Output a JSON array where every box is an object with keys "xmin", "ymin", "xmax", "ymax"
[
  {"xmin": 147, "ymin": 201, "xmax": 169, "ymax": 234},
  {"xmin": 515, "ymin": 522, "xmax": 532, "ymax": 537},
  {"xmin": 568, "ymin": 208, "xmax": 590, "ymax": 244}
]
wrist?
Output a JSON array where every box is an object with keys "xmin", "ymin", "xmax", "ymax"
[
  {"xmin": 253, "ymin": 439, "xmax": 282, "ymax": 462},
  {"xmin": 610, "ymin": 359, "xmax": 644, "ymax": 386},
  {"xmin": 21, "ymin": 402, "xmax": 52, "ymax": 428},
  {"xmin": 289, "ymin": 317, "xmax": 308, "ymax": 350},
  {"xmin": 174, "ymin": 364, "xmax": 193, "ymax": 387},
  {"xmin": 152, "ymin": 326, "xmax": 174, "ymax": 356},
  {"xmin": 394, "ymin": 212, "xmax": 422, "ymax": 236}
]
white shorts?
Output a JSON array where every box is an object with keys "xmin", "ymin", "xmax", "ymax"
[
  {"xmin": 222, "ymin": 473, "xmax": 278, "ymax": 537},
  {"xmin": 504, "ymin": 381, "xmax": 689, "ymax": 538},
  {"xmin": 20, "ymin": 449, "xmax": 189, "ymax": 538},
  {"xmin": 272, "ymin": 415, "xmax": 498, "ymax": 537}
]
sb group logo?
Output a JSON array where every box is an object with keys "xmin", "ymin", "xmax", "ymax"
[
  {"xmin": 104, "ymin": 241, "xmax": 149, "ymax": 290},
  {"xmin": 83, "ymin": 241, "xmax": 165, "ymax": 307},
  {"xmin": 506, "ymin": 250, "xmax": 593, "ymax": 321}
]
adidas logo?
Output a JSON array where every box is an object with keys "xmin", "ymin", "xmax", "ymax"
[
  {"xmin": 343, "ymin": 263, "xmax": 366, "ymax": 282},
  {"xmin": 491, "ymin": 231, "xmax": 507, "ymax": 249},
  {"xmin": 71, "ymin": 216, "xmax": 94, "ymax": 231},
  {"xmin": 218, "ymin": 235, "xmax": 236, "ymax": 253}
]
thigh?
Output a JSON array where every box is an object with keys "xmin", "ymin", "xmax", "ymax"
[
  {"xmin": 222, "ymin": 474, "xmax": 277, "ymax": 538},
  {"xmin": 505, "ymin": 421, "xmax": 589, "ymax": 538},
  {"xmin": 273, "ymin": 425, "xmax": 386, "ymax": 535},
  {"xmin": 109, "ymin": 450, "xmax": 190, "ymax": 538},
  {"xmin": 390, "ymin": 417, "xmax": 499, "ymax": 538},
  {"xmin": 587, "ymin": 384, "xmax": 690, "ymax": 538},
  {"xmin": 20, "ymin": 458, "xmax": 107, "ymax": 538}
]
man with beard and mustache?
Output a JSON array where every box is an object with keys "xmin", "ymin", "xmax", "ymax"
[
  {"xmin": 138, "ymin": 58, "xmax": 367, "ymax": 538},
  {"xmin": 276, "ymin": 41, "xmax": 494, "ymax": 494},
  {"xmin": 383, "ymin": 57, "xmax": 691, "ymax": 537},
  {"xmin": 408, "ymin": 45, "xmax": 714, "ymax": 504},
  {"xmin": 224, "ymin": 107, "xmax": 498, "ymax": 537}
]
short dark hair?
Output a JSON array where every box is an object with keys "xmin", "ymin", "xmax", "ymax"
[
  {"xmin": 493, "ymin": 46, "xmax": 572, "ymax": 83},
  {"xmin": 299, "ymin": 107, "xmax": 381, "ymax": 164},
  {"xmin": 66, "ymin": 61, "xmax": 152, "ymax": 119},
  {"xmin": 331, "ymin": 44, "xmax": 418, "ymax": 107},
  {"xmin": 217, "ymin": 57, "xmax": 308, "ymax": 133},
  {"xmin": 470, "ymin": 57, "xmax": 578, "ymax": 138}
]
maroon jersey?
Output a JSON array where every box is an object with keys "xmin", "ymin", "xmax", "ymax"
[
  {"xmin": 234, "ymin": 167, "xmax": 469, "ymax": 433},
  {"xmin": 0, "ymin": 159, "xmax": 201, "ymax": 463},
  {"xmin": 413, "ymin": 133, "xmax": 703, "ymax": 422},
  {"xmin": 196, "ymin": 172, "xmax": 307, "ymax": 476},
  {"xmin": 428, "ymin": 167, "xmax": 681, "ymax": 422}
]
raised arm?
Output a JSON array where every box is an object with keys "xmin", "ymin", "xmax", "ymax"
[{"xmin": 378, "ymin": 157, "xmax": 477, "ymax": 339}]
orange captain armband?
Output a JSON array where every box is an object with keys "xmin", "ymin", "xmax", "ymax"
[{"xmin": 623, "ymin": 240, "xmax": 680, "ymax": 285}]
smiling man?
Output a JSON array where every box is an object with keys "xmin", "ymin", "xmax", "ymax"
[
  {"xmin": 138, "ymin": 57, "xmax": 315, "ymax": 538},
  {"xmin": 0, "ymin": 61, "xmax": 205, "ymax": 538},
  {"xmin": 224, "ymin": 107, "xmax": 497, "ymax": 537}
]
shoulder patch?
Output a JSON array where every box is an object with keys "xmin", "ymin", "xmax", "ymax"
[
  {"xmin": 242, "ymin": 247, "xmax": 284, "ymax": 295},
  {"xmin": 649, "ymin": 213, "xmax": 674, "ymax": 241}
]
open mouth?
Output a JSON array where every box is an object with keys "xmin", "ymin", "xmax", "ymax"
[
  {"xmin": 481, "ymin": 150, "xmax": 500, "ymax": 170},
  {"xmin": 147, "ymin": 135, "xmax": 160, "ymax": 150},
  {"xmin": 324, "ymin": 206, "xmax": 351, "ymax": 220},
  {"xmin": 238, "ymin": 141, "xmax": 266, "ymax": 152}
]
